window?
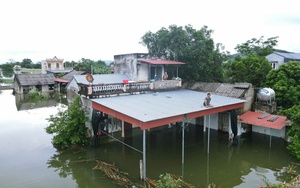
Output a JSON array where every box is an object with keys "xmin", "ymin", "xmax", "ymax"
[
  {"xmin": 56, "ymin": 63, "xmax": 59, "ymax": 68},
  {"xmin": 48, "ymin": 63, "xmax": 51, "ymax": 69},
  {"xmin": 270, "ymin": 61, "xmax": 277, "ymax": 69}
]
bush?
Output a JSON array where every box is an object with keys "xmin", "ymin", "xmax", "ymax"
[
  {"xmin": 156, "ymin": 173, "xmax": 183, "ymax": 188},
  {"xmin": 45, "ymin": 95, "xmax": 89, "ymax": 149},
  {"xmin": 28, "ymin": 88, "xmax": 46, "ymax": 100}
]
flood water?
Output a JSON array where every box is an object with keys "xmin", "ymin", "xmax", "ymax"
[{"xmin": 0, "ymin": 89, "xmax": 298, "ymax": 188}]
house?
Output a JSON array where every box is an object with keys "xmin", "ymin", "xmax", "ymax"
[
  {"xmin": 54, "ymin": 70, "xmax": 85, "ymax": 92},
  {"xmin": 113, "ymin": 53, "xmax": 185, "ymax": 81},
  {"xmin": 14, "ymin": 74, "xmax": 55, "ymax": 94},
  {"xmin": 266, "ymin": 52, "xmax": 300, "ymax": 69},
  {"xmin": 182, "ymin": 82, "xmax": 254, "ymax": 134},
  {"xmin": 41, "ymin": 56, "xmax": 72, "ymax": 75},
  {"xmin": 66, "ymin": 74, "xmax": 131, "ymax": 100}
]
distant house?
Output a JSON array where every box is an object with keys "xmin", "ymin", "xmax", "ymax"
[
  {"xmin": 113, "ymin": 53, "xmax": 185, "ymax": 81},
  {"xmin": 41, "ymin": 56, "xmax": 72, "ymax": 75},
  {"xmin": 55, "ymin": 70, "xmax": 85, "ymax": 92},
  {"xmin": 266, "ymin": 52, "xmax": 300, "ymax": 69},
  {"xmin": 14, "ymin": 74, "xmax": 55, "ymax": 94}
]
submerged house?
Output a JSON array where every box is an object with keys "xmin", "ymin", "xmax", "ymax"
[
  {"xmin": 66, "ymin": 74, "xmax": 131, "ymax": 99},
  {"xmin": 238, "ymin": 88, "xmax": 290, "ymax": 141},
  {"xmin": 13, "ymin": 74, "xmax": 55, "ymax": 94},
  {"xmin": 55, "ymin": 70, "xmax": 85, "ymax": 92},
  {"xmin": 69, "ymin": 52, "xmax": 293, "ymax": 180},
  {"xmin": 182, "ymin": 82, "xmax": 254, "ymax": 135}
]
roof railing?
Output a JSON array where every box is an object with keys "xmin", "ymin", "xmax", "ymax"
[{"xmin": 78, "ymin": 80, "xmax": 182, "ymax": 98}]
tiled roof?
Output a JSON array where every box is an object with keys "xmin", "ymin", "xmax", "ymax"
[
  {"xmin": 140, "ymin": 59, "xmax": 185, "ymax": 65},
  {"xmin": 15, "ymin": 74, "xmax": 55, "ymax": 86},
  {"xmin": 61, "ymin": 70, "xmax": 85, "ymax": 81},
  {"xmin": 182, "ymin": 82, "xmax": 251, "ymax": 98}
]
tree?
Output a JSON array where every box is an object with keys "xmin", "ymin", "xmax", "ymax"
[
  {"xmin": 223, "ymin": 55, "xmax": 272, "ymax": 87},
  {"xmin": 265, "ymin": 61, "xmax": 300, "ymax": 109},
  {"xmin": 223, "ymin": 36, "xmax": 278, "ymax": 86},
  {"xmin": 21, "ymin": 58, "xmax": 33, "ymax": 68},
  {"xmin": 45, "ymin": 96, "xmax": 89, "ymax": 149},
  {"xmin": 265, "ymin": 61, "xmax": 300, "ymax": 160},
  {"xmin": 235, "ymin": 36, "xmax": 279, "ymax": 57},
  {"xmin": 73, "ymin": 58, "xmax": 110, "ymax": 74},
  {"xmin": 280, "ymin": 104, "xmax": 300, "ymax": 159},
  {"xmin": 140, "ymin": 24, "xmax": 228, "ymax": 82}
]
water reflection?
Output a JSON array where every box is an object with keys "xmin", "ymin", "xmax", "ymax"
[
  {"xmin": 15, "ymin": 92, "xmax": 68, "ymax": 111},
  {"xmin": 0, "ymin": 89, "xmax": 299, "ymax": 188}
]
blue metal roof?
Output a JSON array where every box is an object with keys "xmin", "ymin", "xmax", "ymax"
[
  {"xmin": 274, "ymin": 52, "xmax": 300, "ymax": 60},
  {"xmin": 91, "ymin": 90, "xmax": 246, "ymax": 129}
]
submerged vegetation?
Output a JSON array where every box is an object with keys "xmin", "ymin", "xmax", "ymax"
[
  {"xmin": 28, "ymin": 88, "xmax": 47, "ymax": 100},
  {"xmin": 45, "ymin": 95, "xmax": 89, "ymax": 149}
]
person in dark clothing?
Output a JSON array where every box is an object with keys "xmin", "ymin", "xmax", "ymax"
[{"xmin": 203, "ymin": 93, "xmax": 213, "ymax": 107}]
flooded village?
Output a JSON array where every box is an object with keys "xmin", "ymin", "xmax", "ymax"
[{"xmin": 0, "ymin": 54, "xmax": 299, "ymax": 188}]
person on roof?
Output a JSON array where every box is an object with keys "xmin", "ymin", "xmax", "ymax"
[{"xmin": 203, "ymin": 93, "xmax": 213, "ymax": 108}]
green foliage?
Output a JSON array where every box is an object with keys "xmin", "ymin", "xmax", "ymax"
[
  {"xmin": 156, "ymin": 173, "xmax": 183, "ymax": 188},
  {"xmin": 28, "ymin": 88, "xmax": 47, "ymax": 100},
  {"xmin": 45, "ymin": 96, "xmax": 89, "ymax": 149},
  {"xmin": 73, "ymin": 58, "xmax": 110, "ymax": 74},
  {"xmin": 0, "ymin": 63, "xmax": 14, "ymax": 71},
  {"xmin": 267, "ymin": 62, "xmax": 300, "ymax": 160},
  {"xmin": 223, "ymin": 55, "xmax": 272, "ymax": 87},
  {"xmin": 235, "ymin": 36, "xmax": 278, "ymax": 57},
  {"xmin": 140, "ymin": 24, "xmax": 228, "ymax": 82},
  {"xmin": 280, "ymin": 104, "xmax": 300, "ymax": 159},
  {"xmin": 0, "ymin": 59, "xmax": 40, "ymax": 70},
  {"xmin": 265, "ymin": 61, "xmax": 300, "ymax": 109},
  {"xmin": 20, "ymin": 58, "xmax": 33, "ymax": 68}
]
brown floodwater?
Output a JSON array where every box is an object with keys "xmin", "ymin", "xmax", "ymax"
[{"xmin": 0, "ymin": 89, "xmax": 298, "ymax": 188}]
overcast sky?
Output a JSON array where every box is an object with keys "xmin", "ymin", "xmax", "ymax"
[{"xmin": 0, "ymin": 0, "xmax": 299, "ymax": 64}]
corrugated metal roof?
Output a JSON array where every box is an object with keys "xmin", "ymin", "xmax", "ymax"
[
  {"xmin": 274, "ymin": 52, "xmax": 300, "ymax": 60},
  {"xmin": 238, "ymin": 111, "xmax": 289, "ymax": 130},
  {"xmin": 46, "ymin": 70, "xmax": 72, "ymax": 74},
  {"xmin": 182, "ymin": 82, "xmax": 251, "ymax": 98},
  {"xmin": 61, "ymin": 70, "xmax": 85, "ymax": 81},
  {"xmin": 15, "ymin": 74, "xmax": 55, "ymax": 86},
  {"xmin": 73, "ymin": 74, "xmax": 131, "ymax": 85},
  {"xmin": 55, "ymin": 78, "xmax": 69, "ymax": 83},
  {"xmin": 140, "ymin": 59, "xmax": 185, "ymax": 65},
  {"xmin": 92, "ymin": 90, "xmax": 245, "ymax": 129}
]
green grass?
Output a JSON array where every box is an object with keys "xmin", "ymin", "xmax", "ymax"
[
  {"xmin": 20, "ymin": 68, "xmax": 41, "ymax": 74},
  {"xmin": 2, "ymin": 78, "xmax": 13, "ymax": 84}
]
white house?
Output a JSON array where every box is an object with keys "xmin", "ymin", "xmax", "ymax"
[{"xmin": 266, "ymin": 52, "xmax": 300, "ymax": 69}]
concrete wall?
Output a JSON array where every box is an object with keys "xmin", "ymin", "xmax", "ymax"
[
  {"xmin": 204, "ymin": 113, "xmax": 219, "ymax": 130},
  {"xmin": 113, "ymin": 53, "xmax": 167, "ymax": 82},
  {"xmin": 252, "ymin": 126, "xmax": 286, "ymax": 138},
  {"xmin": 243, "ymin": 85, "xmax": 255, "ymax": 112},
  {"xmin": 114, "ymin": 53, "xmax": 150, "ymax": 81}
]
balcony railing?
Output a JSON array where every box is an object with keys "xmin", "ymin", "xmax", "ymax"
[{"xmin": 78, "ymin": 80, "xmax": 182, "ymax": 98}]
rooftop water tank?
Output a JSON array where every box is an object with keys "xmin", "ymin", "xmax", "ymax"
[{"xmin": 257, "ymin": 88, "xmax": 275, "ymax": 103}]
